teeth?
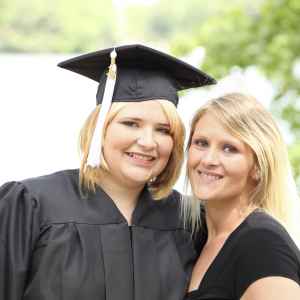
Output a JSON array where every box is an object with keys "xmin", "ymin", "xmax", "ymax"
[
  {"xmin": 199, "ymin": 171, "xmax": 222, "ymax": 181},
  {"xmin": 127, "ymin": 153, "xmax": 154, "ymax": 161}
]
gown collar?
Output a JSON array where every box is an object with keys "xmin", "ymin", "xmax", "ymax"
[{"xmin": 90, "ymin": 180, "xmax": 184, "ymax": 230}]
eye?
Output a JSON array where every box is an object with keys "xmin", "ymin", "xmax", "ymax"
[
  {"xmin": 120, "ymin": 120, "xmax": 139, "ymax": 128},
  {"xmin": 223, "ymin": 144, "xmax": 238, "ymax": 153},
  {"xmin": 156, "ymin": 126, "xmax": 171, "ymax": 135},
  {"xmin": 192, "ymin": 138, "xmax": 208, "ymax": 148}
]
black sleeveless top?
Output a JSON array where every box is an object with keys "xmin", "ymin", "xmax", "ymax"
[{"xmin": 185, "ymin": 210, "xmax": 300, "ymax": 300}]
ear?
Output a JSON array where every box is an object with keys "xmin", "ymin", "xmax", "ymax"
[{"xmin": 251, "ymin": 164, "xmax": 260, "ymax": 181}]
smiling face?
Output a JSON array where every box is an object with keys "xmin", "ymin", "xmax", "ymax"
[
  {"xmin": 102, "ymin": 100, "xmax": 174, "ymax": 189},
  {"xmin": 188, "ymin": 112, "xmax": 256, "ymax": 207}
]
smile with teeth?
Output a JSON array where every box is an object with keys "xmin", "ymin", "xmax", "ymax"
[
  {"xmin": 126, "ymin": 152, "xmax": 156, "ymax": 161},
  {"xmin": 197, "ymin": 171, "xmax": 223, "ymax": 182}
]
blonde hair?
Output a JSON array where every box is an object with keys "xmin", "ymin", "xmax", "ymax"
[
  {"xmin": 79, "ymin": 100, "xmax": 185, "ymax": 199},
  {"xmin": 183, "ymin": 93, "xmax": 300, "ymax": 236}
]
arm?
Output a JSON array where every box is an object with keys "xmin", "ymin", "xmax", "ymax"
[
  {"xmin": 241, "ymin": 276, "xmax": 300, "ymax": 300},
  {"xmin": 0, "ymin": 182, "xmax": 40, "ymax": 300},
  {"xmin": 235, "ymin": 227, "xmax": 300, "ymax": 299}
]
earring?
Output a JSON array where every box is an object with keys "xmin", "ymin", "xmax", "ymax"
[{"xmin": 148, "ymin": 177, "xmax": 156, "ymax": 184}]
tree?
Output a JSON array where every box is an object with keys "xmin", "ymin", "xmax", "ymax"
[
  {"xmin": 0, "ymin": 0, "xmax": 117, "ymax": 52},
  {"xmin": 171, "ymin": 0, "xmax": 300, "ymax": 185},
  {"xmin": 1, "ymin": 0, "xmax": 299, "ymax": 184}
]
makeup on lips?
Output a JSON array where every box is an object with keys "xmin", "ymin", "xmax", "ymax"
[{"xmin": 125, "ymin": 151, "xmax": 157, "ymax": 167}]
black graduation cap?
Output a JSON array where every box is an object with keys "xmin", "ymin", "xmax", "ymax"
[
  {"xmin": 58, "ymin": 44, "xmax": 216, "ymax": 107},
  {"xmin": 58, "ymin": 44, "xmax": 216, "ymax": 167}
]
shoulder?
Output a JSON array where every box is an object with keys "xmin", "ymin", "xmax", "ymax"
[
  {"xmin": 0, "ymin": 179, "xmax": 42, "ymax": 210},
  {"xmin": 234, "ymin": 210, "xmax": 300, "ymax": 298},
  {"xmin": 155, "ymin": 190, "xmax": 183, "ymax": 225},
  {"xmin": 236, "ymin": 211, "xmax": 299, "ymax": 257},
  {"xmin": 156, "ymin": 191, "xmax": 196, "ymax": 255},
  {"xmin": 20, "ymin": 169, "xmax": 80, "ymax": 208},
  {"xmin": 1, "ymin": 168, "xmax": 79, "ymax": 212},
  {"xmin": 138, "ymin": 189, "xmax": 186, "ymax": 230},
  {"xmin": 155, "ymin": 189, "xmax": 182, "ymax": 210},
  {"xmin": 0, "ymin": 180, "xmax": 43, "ymax": 245},
  {"xmin": 22, "ymin": 169, "xmax": 79, "ymax": 197},
  {"xmin": 19, "ymin": 169, "xmax": 84, "ymax": 224}
]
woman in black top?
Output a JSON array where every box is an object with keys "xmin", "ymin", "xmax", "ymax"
[
  {"xmin": 0, "ymin": 44, "xmax": 216, "ymax": 300},
  {"xmin": 183, "ymin": 93, "xmax": 300, "ymax": 299}
]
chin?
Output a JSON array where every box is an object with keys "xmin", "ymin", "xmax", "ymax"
[
  {"xmin": 195, "ymin": 195, "xmax": 211, "ymax": 202},
  {"xmin": 126, "ymin": 166, "xmax": 156, "ymax": 179},
  {"xmin": 193, "ymin": 189, "xmax": 217, "ymax": 202},
  {"xmin": 123, "ymin": 172, "xmax": 152, "ymax": 186}
]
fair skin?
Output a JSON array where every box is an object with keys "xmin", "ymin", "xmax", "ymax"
[
  {"xmin": 241, "ymin": 277, "xmax": 300, "ymax": 300},
  {"xmin": 99, "ymin": 100, "xmax": 173, "ymax": 224},
  {"xmin": 187, "ymin": 112, "xmax": 300, "ymax": 299}
]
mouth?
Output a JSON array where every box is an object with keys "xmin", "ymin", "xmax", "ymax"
[
  {"xmin": 125, "ymin": 152, "xmax": 156, "ymax": 162},
  {"xmin": 197, "ymin": 170, "xmax": 223, "ymax": 182}
]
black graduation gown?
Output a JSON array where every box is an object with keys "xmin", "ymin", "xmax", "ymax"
[{"xmin": 0, "ymin": 169, "xmax": 196, "ymax": 300}]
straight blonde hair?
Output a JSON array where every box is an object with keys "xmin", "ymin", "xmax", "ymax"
[
  {"xmin": 183, "ymin": 93, "xmax": 300, "ymax": 238},
  {"xmin": 79, "ymin": 100, "xmax": 185, "ymax": 199}
]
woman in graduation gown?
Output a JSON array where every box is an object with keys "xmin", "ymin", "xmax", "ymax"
[
  {"xmin": 183, "ymin": 93, "xmax": 300, "ymax": 300},
  {"xmin": 0, "ymin": 44, "xmax": 216, "ymax": 300}
]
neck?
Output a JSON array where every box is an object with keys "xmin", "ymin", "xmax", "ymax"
[
  {"xmin": 96, "ymin": 170, "xmax": 145, "ymax": 224},
  {"xmin": 204, "ymin": 200, "xmax": 256, "ymax": 242}
]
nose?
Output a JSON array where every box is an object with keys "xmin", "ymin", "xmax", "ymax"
[
  {"xmin": 136, "ymin": 127, "xmax": 157, "ymax": 149},
  {"xmin": 201, "ymin": 147, "xmax": 220, "ymax": 167}
]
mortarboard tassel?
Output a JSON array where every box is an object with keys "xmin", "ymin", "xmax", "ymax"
[{"xmin": 87, "ymin": 49, "xmax": 117, "ymax": 167}]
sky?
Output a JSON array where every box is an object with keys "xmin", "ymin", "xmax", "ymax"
[{"xmin": 0, "ymin": 52, "xmax": 275, "ymax": 189}]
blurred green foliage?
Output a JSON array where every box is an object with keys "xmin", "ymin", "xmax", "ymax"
[
  {"xmin": 0, "ymin": 0, "xmax": 118, "ymax": 52},
  {"xmin": 168, "ymin": 0, "xmax": 300, "ymax": 186},
  {"xmin": 0, "ymin": 0, "xmax": 299, "ymax": 185}
]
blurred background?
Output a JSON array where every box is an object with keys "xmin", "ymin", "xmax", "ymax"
[{"xmin": 0, "ymin": 0, "xmax": 299, "ymax": 193}]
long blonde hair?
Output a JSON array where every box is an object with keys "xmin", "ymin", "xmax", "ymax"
[
  {"xmin": 79, "ymin": 100, "xmax": 185, "ymax": 199},
  {"xmin": 183, "ymin": 93, "xmax": 300, "ymax": 238}
]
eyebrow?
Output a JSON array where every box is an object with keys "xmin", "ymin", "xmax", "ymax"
[
  {"xmin": 193, "ymin": 132, "xmax": 243, "ymax": 145},
  {"xmin": 119, "ymin": 117, "xmax": 170, "ymax": 127},
  {"xmin": 157, "ymin": 123, "xmax": 171, "ymax": 127}
]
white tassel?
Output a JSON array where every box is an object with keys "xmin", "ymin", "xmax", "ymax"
[{"xmin": 87, "ymin": 49, "xmax": 117, "ymax": 167}]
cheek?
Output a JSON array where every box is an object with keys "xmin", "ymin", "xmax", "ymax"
[
  {"xmin": 104, "ymin": 128, "xmax": 133, "ymax": 151},
  {"xmin": 102, "ymin": 142, "xmax": 114, "ymax": 165},
  {"xmin": 187, "ymin": 147, "xmax": 200, "ymax": 169},
  {"xmin": 158, "ymin": 136, "xmax": 174, "ymax": 159},
  {"xmin": 225, "ymin": 158, "xmax": 251, "ymax": 179},
  {"xmin": 102, "ymin": 136, "xmax": 125, "ymax": 163}
]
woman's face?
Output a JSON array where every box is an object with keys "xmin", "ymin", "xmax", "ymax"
[
  {"xmin": 188, "ymin": 112, "xmax": 256, "ymax": 206},
  {"xmin": 102, "ymin": 100, "xmax": 174, "ymax": 189}
]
